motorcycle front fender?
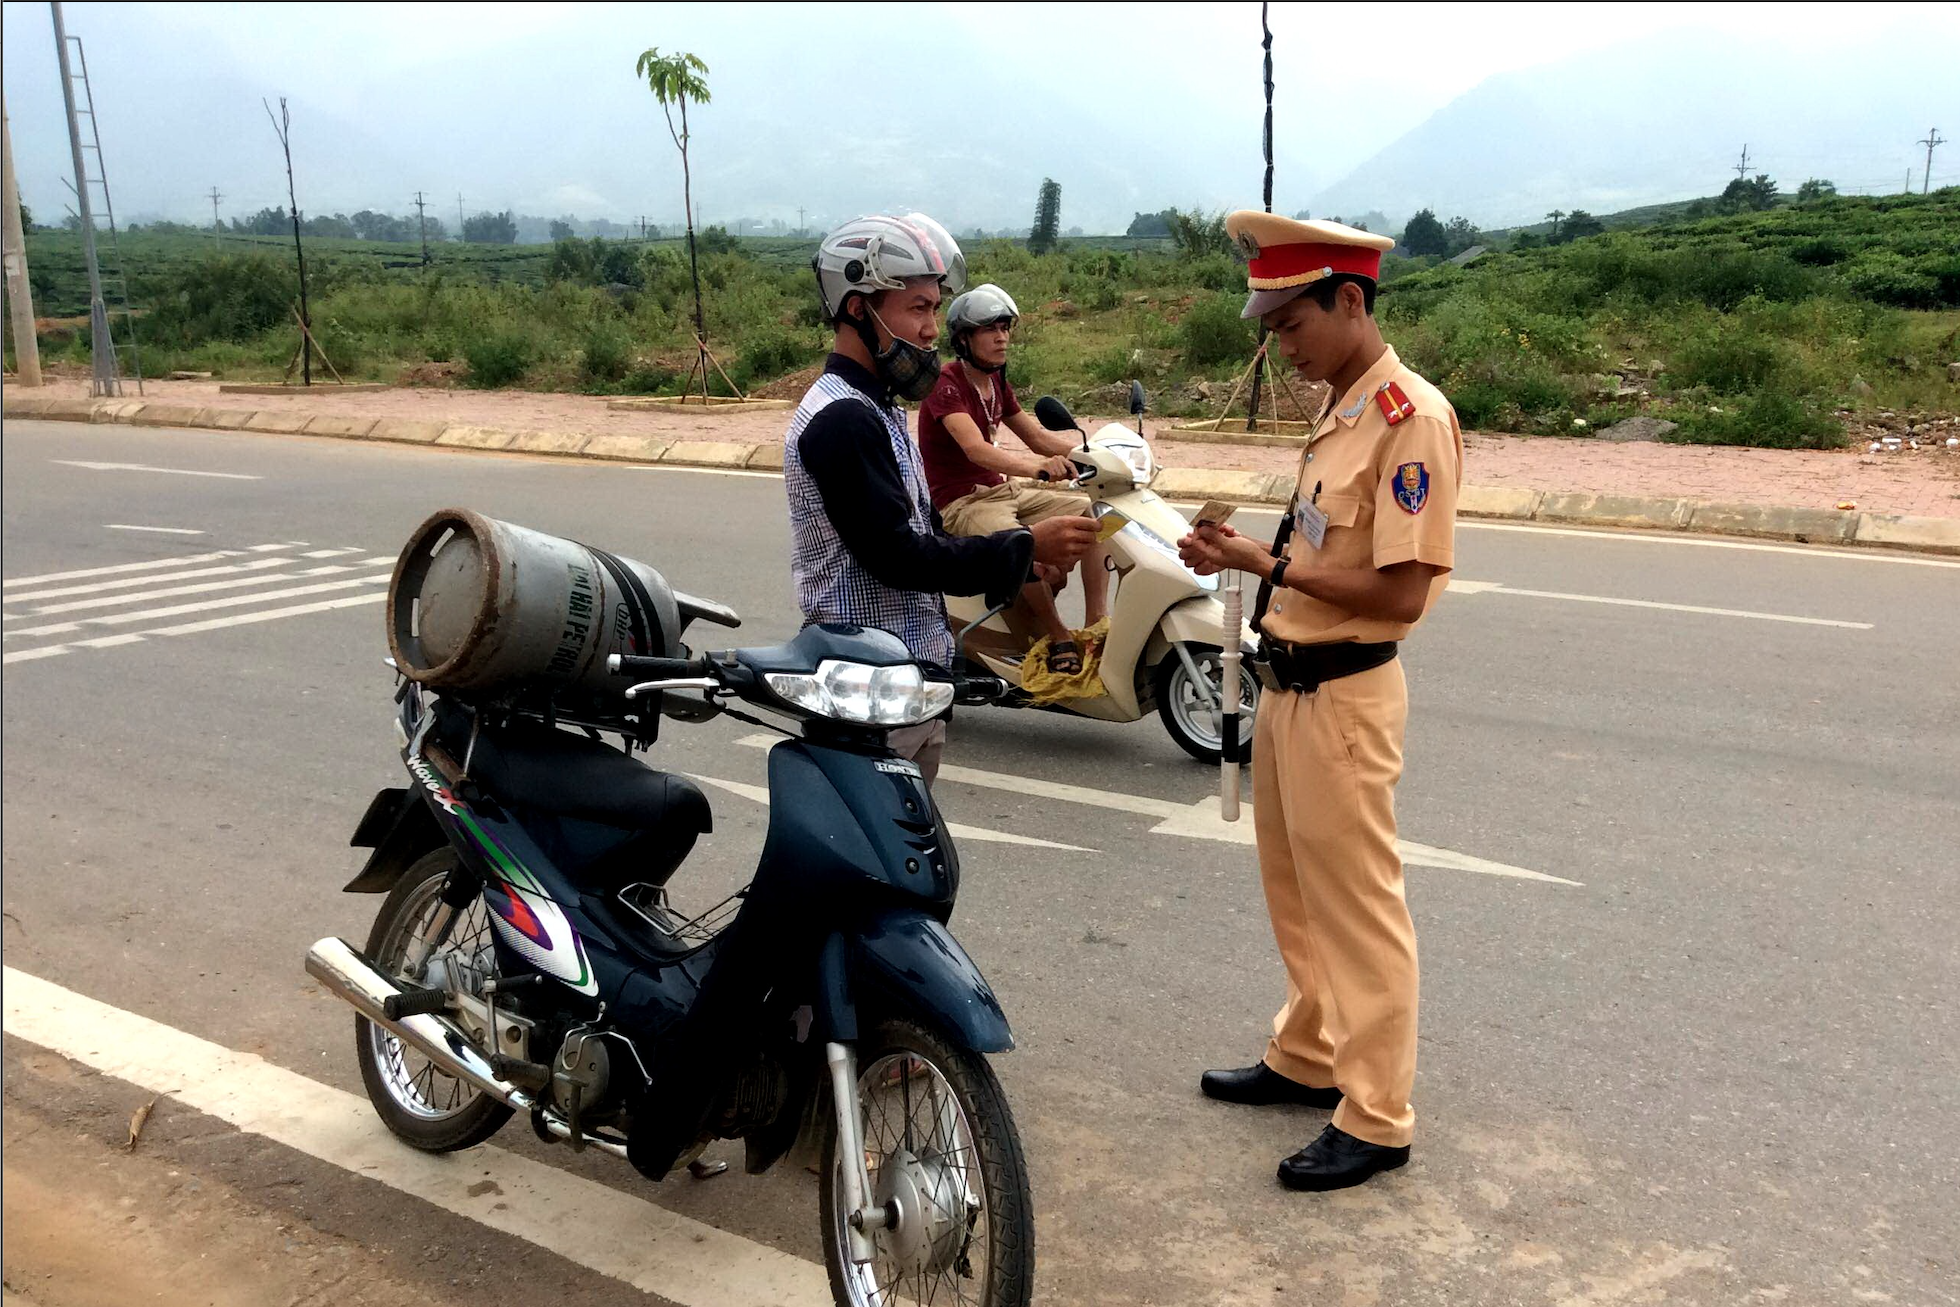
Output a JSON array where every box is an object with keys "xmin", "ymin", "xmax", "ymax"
[{"xmin": 840, "ymin": 912, "xmax": 1014, "ymax": 1054}]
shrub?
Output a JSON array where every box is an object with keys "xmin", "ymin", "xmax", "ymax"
[
  {"xmin": 1176, "ymin": 292, "xmax": 1253, "ymax": 367},
  {"xmin": 1667, "ymin": 329, "xmax": 1793, "ymax": 392},
  {"xmin": 579, "ymin": 320, "xmax": 633, "ymax": 385},
  {"xmin": 463, "ymin": 329, "xmax": 534, "ymax": 387},
  {"xmin": 1668, "ymin": 391, "xmax": 1843, "ymax": 449},
  {"xmin": 734, "ymin": 327, "xmax": 819, "ymax": 387}
]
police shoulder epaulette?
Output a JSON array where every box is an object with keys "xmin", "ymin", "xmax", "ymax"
[{"xmin": 1374, "ymin": 381, "xmax": 1416, "ymax": 426}]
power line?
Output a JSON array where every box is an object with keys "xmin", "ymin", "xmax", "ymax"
[{"xmin": 1918, "ymin": 127, "xmax": 1946, "ymax": 195}]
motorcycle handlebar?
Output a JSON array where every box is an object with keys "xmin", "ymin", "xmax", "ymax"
[{"xmin": 608, "ymin": 653, "xmax": 711, "ymax": 679}]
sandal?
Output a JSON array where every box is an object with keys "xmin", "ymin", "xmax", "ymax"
[{"xmin": 1049, "ymin": 640, "xmax": 1084, "ymax": 676}]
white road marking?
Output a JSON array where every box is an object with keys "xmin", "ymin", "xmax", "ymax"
[
  {"xmin": 6, "ymin": 576, "xmax": 388, "ymax": 638},
  {"xmin": 3, "ymin": 592, "xmax": 389, "ymax": 663},
  {"xmin": 732, "ymin": 736, "xmax": 1576, "ymax": 884},
  {"xmin": 104, "ymin": 524, "xmax": 205, "ymax": 535},
  {"xmin": 628, "ymin": 464, "xmax": 783, "ymax": 480},
  {"xmin": 141, "ymin": 590, "xmax": 387, "ymax": 637},
  {"xmin": 3, "ymin": 549, "xmax": 248, "ymax": 589},
  {"xmin": 12, "ymin": 557, "xmax": 394, "ymax": 617},
  {"xmin": 51, "ymin": 459, "xmax": 262, "ymax": 480},
  {"xmin": 1, "ymin": 966, "xmax": 830, "ymax": 1307},
  {"xmin": 1444, "ymin": 579, "xmax": 1871, "ymax": 628},
  {"xmin": 1459, "ymin": 519, "xmax": 1960, "ymax": 567},
  {"xmin": 5, "ymin": 555, "xmax": 303, "ymax": 603},
  {"xmin": 1459, "ymin": 584, "xmax": 1872, "ymax": 629},
  {"xmin": 689, "ymin": 772, "xmax": 1099, "ymax": 853}
]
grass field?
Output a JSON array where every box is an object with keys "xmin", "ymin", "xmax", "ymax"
[{"xmin": 9, "ymin": 192, "xmax": 1955, "ymax": 448}]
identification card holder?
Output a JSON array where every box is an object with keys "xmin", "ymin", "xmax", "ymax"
[{"xmin": 1295, "ymin": 499, "xmax": 1330, "ymax": 550}]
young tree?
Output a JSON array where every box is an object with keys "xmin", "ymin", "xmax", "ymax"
[
  {"xmin": 636, "ymin": 46, "xmax": 727, "ymax": 398},
  {"xmin": 1399, "ymin": 207, "xmax": 1446, "ymax": 257},
  {"xmin": 1545, "ymin": 208, "xmax": 1565, "ymax": 241},
  {"xmin": 549, "ymin": 217, "xmax": 576, "ymax": 241},
  {"xmin": 1030, "ymin": 178, "xmax": 1062, "ymax": 254},
  {"xmin": 1795, "ymin": 178, "xmax": 1837, "ymax": 202}
]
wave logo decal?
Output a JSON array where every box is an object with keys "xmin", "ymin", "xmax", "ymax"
[{"xmin": 459, "ymin": 814, "xmax": 596, "ymax": 997}]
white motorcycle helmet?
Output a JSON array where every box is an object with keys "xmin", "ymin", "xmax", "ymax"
[
  {"xmin": 813, "ymin": 213, "xmax": 967, "ymax": 401},
  {"xmin": 813, "ymin": 213, "xmax": 968, "ymax": 322},
  {"xmin": 946, "ymin": 283, "xmax": 1021, "ymax": 371}
]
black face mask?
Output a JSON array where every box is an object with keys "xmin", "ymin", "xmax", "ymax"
[{"xmin": 855, "ymin": 304, "xmax": 942, "ymax": 403}]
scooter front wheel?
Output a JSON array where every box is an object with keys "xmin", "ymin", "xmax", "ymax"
[
  {"xmin": 1155, "ymin": 645, "xmax": 1259, "ymax": 764},
  {"xmin": 820, "ymin": 1017, "xmax": 1034, "ymax": 1307}
]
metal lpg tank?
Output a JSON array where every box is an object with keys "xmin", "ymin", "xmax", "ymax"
[{"xmin": 386, "ymin": 507, "xmax": 680, "ymax": 696}]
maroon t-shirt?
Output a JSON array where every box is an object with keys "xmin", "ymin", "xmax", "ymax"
[{"xmin": 918, "ymin": 361, "xmax": 1023, "ymax": 511}]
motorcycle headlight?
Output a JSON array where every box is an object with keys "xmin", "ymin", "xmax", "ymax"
[{"xmin": 764, "ymin": 660, "xmax": 955, "ymax": 726}]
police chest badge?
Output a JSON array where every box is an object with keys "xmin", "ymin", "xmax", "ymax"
[{"xmin": 1393, "ymin": 462, "xmax": 1429, "ymax": 515}]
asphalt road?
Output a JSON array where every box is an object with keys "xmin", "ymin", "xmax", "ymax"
[{"xmin": 5, "ymin": 418, "xmax": 1957, "ymax": 1307}]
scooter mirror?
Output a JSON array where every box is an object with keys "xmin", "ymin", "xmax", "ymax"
[
  {"xmin": 1034, "ymin": 396, "xmax": 1079, "ymax": 432},
  {"xmin": 1128, "ymin": 380, "xmax": 1147, "ymax": 415}
]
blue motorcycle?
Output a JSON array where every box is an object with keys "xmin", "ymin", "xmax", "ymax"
[{"xmin": 307, "ymin": 593, "xmax": 1034, "ymax": 1306}]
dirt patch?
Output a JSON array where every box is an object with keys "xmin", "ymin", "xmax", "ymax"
[
  {"xmin": 750, "ymin": 361, "xmax": 824, "ymax": 401},
  {"xmin": 3, "ymin": 1102, "xmax": 448, "ymax": 1307},
  {"xmin": 396, "ymin": 361, "xmax": 467, "ymax": 388}
]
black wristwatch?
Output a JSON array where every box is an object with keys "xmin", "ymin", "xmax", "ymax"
[{"xmin": 1270, "ymin": 557, "xmax": 1288, "ymax": 590}]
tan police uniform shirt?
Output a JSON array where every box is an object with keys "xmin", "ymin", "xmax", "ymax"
[{"xmin": 1262, "ymin": 345, "xmax": 1463, "ymax": 648}]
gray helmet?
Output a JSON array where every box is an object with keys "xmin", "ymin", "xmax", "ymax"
[
  {"xmin": 813, "ymin": 212, "xmax": 967, "ymax": 322},
  {"xmin": 947, "ymin": 283, "xmax": 1020, "ymax": 336}
]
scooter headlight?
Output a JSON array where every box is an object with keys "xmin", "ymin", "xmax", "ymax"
[{"xmin": 764, "ymin": 660, "xmax": 955, "ymax": 726}]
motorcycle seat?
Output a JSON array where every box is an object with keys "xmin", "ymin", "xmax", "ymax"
[{"xmin": 439, "ymin": 708, "xmax": 712, "ymax": 840}]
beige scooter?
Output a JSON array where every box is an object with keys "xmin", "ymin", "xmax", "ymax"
[{"xmin": 944, "ymin": 383, "xmax": 1258, "ymax": 763}]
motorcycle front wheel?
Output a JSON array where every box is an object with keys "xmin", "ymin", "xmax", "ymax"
[
  {"xmin": 352, "ymin": 847, "xmax": 513, "ymax": 1152},
  {"xmin": 1155, "ymin": 644, "xmax": 1259, "ymax": 764},
  {"xmin": 820, "ymin": 1017, "xmax": 1034, "ymax": 1307}
]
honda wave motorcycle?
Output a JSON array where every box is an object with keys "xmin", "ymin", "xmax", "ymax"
[{"xmin": 306, "ymin": 601, "xmax": 1034, "ymax": 1306}]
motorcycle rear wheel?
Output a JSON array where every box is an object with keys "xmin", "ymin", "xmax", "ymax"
[
  {"xmin": 353, "ymin": 848, "xmax": 513, "ymax": 1152},
  {"xmin": 820, "ymin": 1017, "xmax": 1034, "ymax": 1307}
]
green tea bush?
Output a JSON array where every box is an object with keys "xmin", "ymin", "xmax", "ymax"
[{"xmin": 145, "ymin": 253, "xmax": 295, "ymax": 345}]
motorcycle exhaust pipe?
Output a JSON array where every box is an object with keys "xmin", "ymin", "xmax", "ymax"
[{"xmin": 304, "ymin": 936, "xmax": 536, "ymax": 1112}]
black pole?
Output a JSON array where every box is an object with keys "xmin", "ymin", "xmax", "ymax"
[
  {"xmin": 1245, "ymin": 2, "xmax": 1275, "ymax": 431},
  {"xmin": 266, "ymin": 97, "xmax": 310, "ymax": 386}
]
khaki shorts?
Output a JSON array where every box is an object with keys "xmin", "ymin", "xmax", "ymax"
[{"xmin": 941, "ymin": 482, "xmax": 1091, "ymax": 537}]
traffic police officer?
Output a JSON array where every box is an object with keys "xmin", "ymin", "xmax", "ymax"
[{"xmin": 1177, "ymin": 213, "xmax": 1462, "ymax": 1192}]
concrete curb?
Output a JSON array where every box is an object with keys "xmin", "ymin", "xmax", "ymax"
[{"xmin": 8, "ymin": 393, "xmax": 1957, "ymax": 555}]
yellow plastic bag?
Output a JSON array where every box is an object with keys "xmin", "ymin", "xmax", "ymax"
[{"xmin": 1019, "ymin": 618, "xmax": 1111, "ymax": 706}]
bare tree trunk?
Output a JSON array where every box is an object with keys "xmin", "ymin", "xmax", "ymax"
[
  {"xmin": 267, "ymin": 98, "xmax": 311, "ymax": 386},
  {"xmin": 679, "ymin": 95, "xmax": 708, "ymax": 400}
]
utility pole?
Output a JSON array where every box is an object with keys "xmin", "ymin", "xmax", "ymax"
[
  {"xmin": 413, "ymin": 190, "xmax": 429, "ymax": 264},
  {"xmin": 207, "ymin": 186, "xmax": 223, "ymax": 246},
  {"xmin": 1918, "ymin": 127, "xmax": 1945, "ymax": 194},
  {"xmin": 2, "ymin": 91, "xmax": 44, "ymax": 385},
  {"xmin": 797, "ymin": 205, "xmax": 805, "ymax": 237},
  {"xmin": 1733, "ymin": 144, "xmax": 1751, "ymax": 182},
  {"xmin": 51, "ymin": 1, "xmax": 119, "ymax": 396},
  {"xmin": 456, "ymin": 191, "xmax": 465, "ymax": 242}
]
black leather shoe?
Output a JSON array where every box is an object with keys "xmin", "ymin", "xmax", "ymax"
[
  {"xmin": 1277, "ymin": 1124, "xmax": 1410, "ymax": 1192},
  {"xmin": 1200, "ymin": 1062, "xmax": 1342, "ymax": 1109}
]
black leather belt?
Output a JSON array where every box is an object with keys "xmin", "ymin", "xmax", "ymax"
[{"xmin": 1255, "ymin": 640, "xmax": 1398, "ymax": 693}]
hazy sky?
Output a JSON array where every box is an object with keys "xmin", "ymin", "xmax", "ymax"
[{"xmin": 4, "ymin": 1, "xmax": 1955, "ymax": 232}]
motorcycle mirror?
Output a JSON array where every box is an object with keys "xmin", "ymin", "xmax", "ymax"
[
  {"xmin": 1128, "ymin": 380, "xmax": 1147, "ymax": 416},
  {"xmin": 1034, "ymin": 396, "xmax": 1079, "ymax": 433}
]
